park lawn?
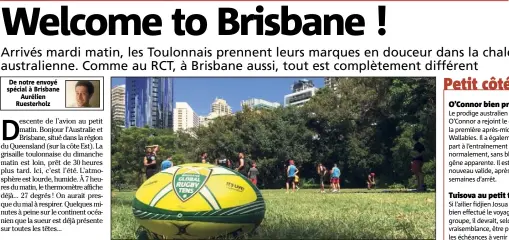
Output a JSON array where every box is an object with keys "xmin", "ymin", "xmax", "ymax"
[{"xmin": 112, "ymin": 189, "xmax": 436, "ymax": 239}]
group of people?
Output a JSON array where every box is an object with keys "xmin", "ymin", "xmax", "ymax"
[
  {"xmin": 201, "ymin": 152, "xmax": 260, "ymax": 186},
  {"xmin": 285, "ymin": 160, "xmax": 359, "ymax": 194},
  {"xmin": 287, "ymin": 134, "xmax": 426, "ymax": 193},
  {"xmin": 142, "ymin": 147, "xmax": 261, "ymax": 186},
  {"xmin": 142, "ymin": 134, "xmax": 427, "ymax": 192},
  {"xmin": 314, "ymin": 162, "xmax": 342, "ymax": 193}
]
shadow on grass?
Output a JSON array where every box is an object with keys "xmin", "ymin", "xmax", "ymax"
[
  {"xmin": 117, "ymin": 193, "xmax": 434, "ymax": 240},
  {"xmin": 128, "ymin": 221, "xmax": 428, "ymax": 240},
  {"xmin": 129, "ymin": 214, "xmax": 431, "ymax": 240}
]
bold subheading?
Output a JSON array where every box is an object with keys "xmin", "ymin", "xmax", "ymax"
[{"xmin": 444, "ymin": 77, "xmax": 509, "ymax": 90}]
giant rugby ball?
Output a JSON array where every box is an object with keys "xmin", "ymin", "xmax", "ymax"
[{"xmin": 132, "ymin": 163, "xmax": 265, "ymax": 239}]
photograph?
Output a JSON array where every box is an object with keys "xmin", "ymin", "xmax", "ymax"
[
  {"xmin": 65, "ymin": 80, "xmax": 101, "ymax": 108},
  {"xmin": 110, "ymin": 77, "xmax": 436, "ymax": 240}
]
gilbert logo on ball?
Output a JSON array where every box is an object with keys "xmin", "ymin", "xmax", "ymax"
[{"xmin": 132, "ymin": 163, "xmax": 265, "ymax": 239}]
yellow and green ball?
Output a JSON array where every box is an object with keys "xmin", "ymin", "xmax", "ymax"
[{"xmin": 132, "ymin": 163, "xmax": 265, "ymax": 239}]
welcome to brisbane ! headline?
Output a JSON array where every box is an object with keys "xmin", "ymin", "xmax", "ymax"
[{"xmin": 1, "ymin": 5, "xmax": 387, "ymax": 36}]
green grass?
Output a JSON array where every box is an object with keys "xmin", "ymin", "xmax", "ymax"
[{"xmin": 112, "ymin": 189, "xmax": 435, "ymax": 239}]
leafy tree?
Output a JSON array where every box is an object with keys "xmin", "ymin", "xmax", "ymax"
[{"xmin": 111, "ymin": 77, "xmax": 436, "ymax": 190}]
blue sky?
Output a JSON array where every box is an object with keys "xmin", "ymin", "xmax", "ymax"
[{"xmin": 112, "ymin": 77, "xmax": 324, "ymax": 116}]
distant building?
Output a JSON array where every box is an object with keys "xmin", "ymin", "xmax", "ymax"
[
  {"xmin": 211, "ymin": 98, "xmax": 232, "ymax": 115},
  {"xmin": 199, "ymin": 111, "xmax": 230, "ymax": 127},
  {"xmin": 173, "ymin": 102, "xmax": 199, "ymax": 131},
  {"xmin": 284, "ymin": 79, "xmax": 318, "ymax": 107},
  {"xmin": 125, "ymin": 77, "xmax": 174, "ymax": 129},
  {"xmin": 112, "ymin": 85, "xmax": 125, "ymax": 125},
  {"xmin": 291, "ymin": 79, "xmax": 315, "ymax": 93},
  {"xmin": 241, "ymin": 98, "xmax": 280, "ymax": 110},
  {"xmin": 199, "ymin": 116, "xmax": 209, "ymax": 127},
  {"xmin": 199, "ymin": 98, "xmax": 233, "ymax": 127},
  {"xmin": 324, "ymin": 77, "xmax": 336, "ymax": 90},
  {"xmin": 325, "ymin": 77, "xmax": 341, "ymax": 91}
]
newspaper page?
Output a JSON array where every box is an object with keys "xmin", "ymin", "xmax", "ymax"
[{"xmin": 0, "ymin": 1, "xmax": 507, "ymax": 240}]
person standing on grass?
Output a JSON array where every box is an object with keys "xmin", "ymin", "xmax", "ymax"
[
  {"xmin": 367, "ymin": 172, "xmax": 376, "ymax": 190},
  {"xmin": 248, "ymin": 162, "xmax": 259, "ymax": 186},
  {"xmin": 144, "ymin": 145, "xmax": 159, "ymax": 180},
  {"xmin": 161, "ymin": 156, "xmax": 173, "ymax": 171},
  {"xmin": 329, "ymin": 167, "xmax": 335, "ymax": 192},
  {"xmin": 200, "ymin": 152, "xmax": 208, "ymax": 164},
  {"xmin": 235, "ymin": 152, "xmax": 251, "ymax": 177},
  {"xmin": 294, "ymin": 173, "xmax": 300, "ymax": 191},
  {"xmin": 331, "ymin": 164, "xmax": 341, "ymax": 192},
  {"xmin": 286, "ymin": 160, "xmax": 299, "ymax": 193},
  {"xmin": 411, "ymin": 134, "xmax": 426, "ymax": 191},
  {"xmin": 317, "ymin": 163, "xmax": 327, "ymax": 193},
  {"xmin": 337, "ymin": 166, "xmax": 342, "ymax": 192}
]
